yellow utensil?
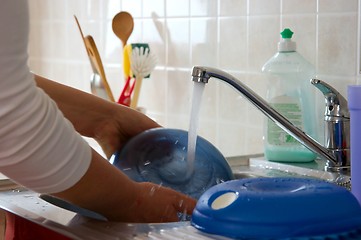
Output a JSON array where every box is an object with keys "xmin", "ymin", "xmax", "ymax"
[{"xmin": 117, "ymin": 44, "xmax": 135, "ymax": 106}]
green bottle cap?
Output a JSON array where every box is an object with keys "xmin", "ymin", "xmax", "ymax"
[
  {"xmin": 280, "ymin": 28, "xmax": 294, "ymax": 39},
  {"xmin": 278, "ymin": 28, "xmax": 296, "ymax": 52}
]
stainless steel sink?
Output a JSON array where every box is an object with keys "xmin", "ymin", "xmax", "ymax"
[
  {"xmin": 0, "ymin": 154, "xmax": 353, "ymax": 240},
  {"xmin": 227, "ymin": 154, "xmax": 351, "ymax": 190}
]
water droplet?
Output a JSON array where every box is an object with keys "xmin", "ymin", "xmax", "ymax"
[
  {"xmin": 179, "ymin": 209, "xmax": 187, "ymax": 221},
  {"xmin": 140, "ymin": 170, "xmax": 148, "ymax": 177},
  {"xmin": 216, "ymin": 178, "xmax": 226, "ymax": 184},
  {"xmin": 178, "ymin": 200, "xmax": 184, "ymax": 208},
  {"xmin": 149, "ymin": 186, "xmax": 156, "ymax": 196}
]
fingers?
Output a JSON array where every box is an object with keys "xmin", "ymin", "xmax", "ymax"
[
  {"xmin": 159, "ymin": 205, "xmax": 180, "ymax": 223},
  {"xmin": 151, "ymin": 185, "xmax": 197, "ymax": 221},
  {"xmin": 172, "ymin": 192, "xmax": 197, "ymax": 216},
  {"xmin": 134, "ymin": 182, "xmax": 197, "ymax": 223}
]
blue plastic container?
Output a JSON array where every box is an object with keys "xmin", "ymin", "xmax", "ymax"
[
  {"xmin": 192, "ymin": 177, "xmax": 361, "ymax": 239},
  {"xmin": 113, "ymin": 128, "xmax": 234, "ymax": 199}
]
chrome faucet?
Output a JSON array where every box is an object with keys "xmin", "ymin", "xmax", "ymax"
[{"xmin": 191, "ymin": 66, "xmax": 350, "ymax": 173}]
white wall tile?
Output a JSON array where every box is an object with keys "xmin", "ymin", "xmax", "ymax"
[
  {"xmin": 137, "ymin": 69, "xmax": 167, "ymax": 113},
  {"xmin": 166, "ymin": 19, "xmax": 190, "ymax": 68},
  {"xmin": 190, "ymin": 0, "xmax": 217, "ymax": 17},
  {"xmin": 219, "ymin": 0, "xmax": 247, "ymax": 16},
  {"xmin": 217, "ymin": 122, "xmax": 247, "ymax": 156},
  {"xmin": 28, "ymin": 0, "xmax": 361, "ymax": 157},
  {"xmin": 143, "ymin": 19, "xmax": 167, "ymax": 66},
  {"xmin": 191, "ymin": 18, "xmax": 218, "ymax": 67},
  {"xmin": 249, "ymin": 0, "xmax": 281, "ymax": 16},
  {"xmin": 318, "ymin": 0, "xmax": 358, "ymax": 13},
  {"xmin": 102, "ymin": 1, "xmax": 122, "ymax": 20},
  {"xmin": 67, "ymin": 0, "xmax": 102, "ymax": 20},
  {"xmin": 166, "ymin": 69, "xmax": 192, "ymax": 115},
  {"xmin": 166, "ymin": 0, "xmax": 189, "ymax": 17},
  {"xmin": 282, "ymin": 0, "xmax": 317, "ymax": 14},
  {"xmin": 219, "ymin": 17, "xmax": 248, "ymax": 71},
  {"xmin": 122, "ymin": 0, "xmax": 142, "ymax": 17},
  {"xmin": 190, "ymin": 18, "xmax": 216, "ymax": 45},
  {"xmin": 218, "ymin": 82, "xmax": 248, "ymax": 122},
  {"xmin": 318, "ymin": 13, "xmax": 358, "ymax": 76},
  {"xmin": 143, "ymin": 0, "xmax": 165, "ymax": 17},
  {"xmin": 248, "ymin": 16, "xmax": 280, "ymax": 72}
]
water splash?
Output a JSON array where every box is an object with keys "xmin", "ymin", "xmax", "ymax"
[{"xmin": 186, "ymin": 82, "xmax": 205, "ymax": 179}]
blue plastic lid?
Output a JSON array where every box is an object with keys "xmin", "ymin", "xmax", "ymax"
[
  {"xmin": 191, "ymin": 177, "xmax": 361, "ymax": 239},
  {"xmin": 113, "ymin": 128, "xmax": 234, "ymax": 199},
  {"xmin": 348, "ymin": 85, "xmax": 361, "ymax": 110}
]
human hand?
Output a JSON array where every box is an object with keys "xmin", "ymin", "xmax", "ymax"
[
  {"xmin": 54, "ymin": 151, "xmax": 196, "ymax": 223},
  {"xmin": 121, "ymin": 182, "xmax": 197, "ymax": 223},
  {"xmin": 93, "ymin": 106, "xmax": 161, "ymax": 158}
]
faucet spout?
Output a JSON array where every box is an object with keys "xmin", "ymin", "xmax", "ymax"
[{"xmin": 191, "ymin": 66, "xmax": 350, "ymax": 173}]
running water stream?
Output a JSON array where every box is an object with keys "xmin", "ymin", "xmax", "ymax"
[{"xmin": 186, "ymin": 82, "xmax": 205, "ymax": 179}]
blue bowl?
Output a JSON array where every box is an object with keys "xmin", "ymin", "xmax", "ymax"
[
  {"xmin": 191, "ymin": 177, "xmax": 361, "ymax": 239},
  {"xmin": 113, "ymin": 128, "xmax": 234, "ymax": 199}
]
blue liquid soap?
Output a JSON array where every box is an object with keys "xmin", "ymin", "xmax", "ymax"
[{"xmin": 262, "ymin": 28, "xmax": 317, "ymax": 163}]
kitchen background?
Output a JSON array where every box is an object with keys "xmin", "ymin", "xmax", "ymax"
[{"xmin": 28, "ymin": 0, "xmax": 360, "ymax": 158}]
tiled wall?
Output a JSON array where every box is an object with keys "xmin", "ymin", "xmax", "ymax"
[{"xmin": 28, "ymin": 0, "xmax": 360, "ymax": 157}]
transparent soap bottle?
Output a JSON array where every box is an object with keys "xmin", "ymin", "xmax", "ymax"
[{"xmin": 261, "ymin": 28, "xmax": 317, "ymax": 162}]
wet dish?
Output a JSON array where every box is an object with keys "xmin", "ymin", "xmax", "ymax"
[{"xmin": 113, "ymin": 128, "xmax": 234, "ymax": 199}]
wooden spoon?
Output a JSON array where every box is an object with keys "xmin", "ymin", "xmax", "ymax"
[
  {"xmin": 112, "ymin": 11, "xmax": 134, "ymax": 47},
  {"xmin": 74, "ymin": 15, "xmax": 115, "ymax": 102}
]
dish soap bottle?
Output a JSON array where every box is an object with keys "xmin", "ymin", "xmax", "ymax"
[{"xmin": 261, "ymin": 28, "xmax": 317, "ymax": 162}]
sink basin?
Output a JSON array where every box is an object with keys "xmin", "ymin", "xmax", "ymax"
[
  {"xmin": 33, "ymin": 153, "xmax": 352, "ymax": 225},
  {"xmin": 39, "ymin": 154, "xmax": 352, "ymax": 222},
  {"xmin": 0, "ymin": 153, "xmax": 355, "ymax": 240},
  {"xmin": 227, "ymin": 154, "xmax": 351, "ymax": 190}
]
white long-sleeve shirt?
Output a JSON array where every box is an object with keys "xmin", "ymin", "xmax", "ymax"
[{"xmin": 0, "ymin": 0, "xmax": 91, "ymax": 193}]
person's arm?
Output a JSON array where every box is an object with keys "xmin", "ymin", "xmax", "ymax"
[
  {"xmin": 3, "ymin": 72, "xmax": 196, "ymax": 222},
  {"xmin": 54, "ymin": 149, "xmax": 195, "ymax": 222},
  {"xmin": 34, "ymin": 77, "xmax": 196, "ymax": 222},
  {"xmin": 34, "ymin": 75, "xmax": 160, "ymax": 158},
  {"xmin": 0, "ymin": 0, "xmax": 195, "ymax": 223}
]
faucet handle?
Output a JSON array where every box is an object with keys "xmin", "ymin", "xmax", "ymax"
[
  {"xmin": 311, "ymin": 79, "xmax": 350, "ymax": 171},
  {"xmin": 311, "ymin": 79, "xmax": 349, "ymax": 119}
]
